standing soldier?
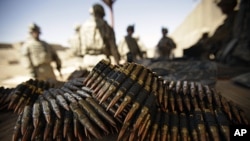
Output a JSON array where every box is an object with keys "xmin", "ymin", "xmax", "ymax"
[
  {"xmin": 207, "ymin": 0, "xmax": 238, "ymax": 61},
  {"xmin": 68, "ymin": 24, "xmax": 83, "ymax": 70},
  {"xmin": 80, "ymin": 3, "xmax": 120, "ymax": 69},
  {"xmin": 118, "ymin": 25, "xmax": 144, "ymax": 63},
  {"xmin": 155, "ymin": 27, "xmax": 176, "ymax": 59},
  {"xmin": 22, "ymin": 23, "xmax": 62, "ymax": 81},
  {"xmin": 69, "ymin": 24, "xmax": 82, "ymax": 57}
]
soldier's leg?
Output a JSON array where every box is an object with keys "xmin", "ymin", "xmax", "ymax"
[{"xmin": 36, "ymin": 64, "xmax": 57, "ymax": 81}]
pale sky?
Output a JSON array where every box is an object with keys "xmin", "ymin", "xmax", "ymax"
[{"xmin": 0, "ymin": 0, "xmax": 200, "ymax": 48}]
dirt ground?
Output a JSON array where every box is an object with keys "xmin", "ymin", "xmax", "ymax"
[{"xmin": 0, "ymin": 47, "xmax": 81, "ymax": 88}]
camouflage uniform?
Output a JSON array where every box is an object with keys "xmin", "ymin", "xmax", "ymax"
[
  {"xmin": 68, "ymin": 24, "xmax": 83, "ymax": 70},
  {"xmin": 69, "ymin": 24, "xmax": 82, "ymax": 57},
  {"xmin": 156, "ymin": 28, "xmax": 176, "ymax": 59},
  {"xmin": 207, "ymin": 12, "xmax": 238, "ymax": 59},
  {"xmin": 22, "ymin": 23, "xmax": 61, "ymax": 81},
  {"xmin": 206, "ymin": 0, "xmax": 238, "ymax": 61},
  {"xmin": 118, "ymin": 37, "xmax": 130, "ymax": 62},
  {"xmin": 207, "ymin": 0, "xmax": 250, "ymax": 66},
  {"xmin": 80, "ymin": 3, "xmax": 120, "ymax": 69},
  {"xmin": 118, "ymin": 25, "xmax": 143, "ymax": 62}
]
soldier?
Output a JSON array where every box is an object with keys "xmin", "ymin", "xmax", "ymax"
[
  {"xmin": 184, "ymin": 32, "xmax": 210, "ymax": 60},
  {"xmin": 68, "ymin": 24, "xmax": 82, "ymax": 57},
  {"xmin": 118, "ymin": 25, "xmax": 144, "ymax": 63},
  {"xmin": 207, "ymin": 0, "xmax": 238, "ymax": 61},
  {"xmin": 155, "ymin": 27, "xmax": 176, "ymax": 59},
  {"xmin": 80, "ymin": 3, "xmax": 120, "ymax": 69},
  {"xmin": 22, "ymin": 23, "xmax": 62, "ymax": 81},
  {"xmin": 68, "ymin": 24, "xmax": 83, "ymax": 70}
]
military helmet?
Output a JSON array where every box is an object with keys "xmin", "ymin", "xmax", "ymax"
[
  {"xmin": 92, "ymin": 3, "xmax": 105, "ymax": 18},
  {"xmin": 29, "ymin": 23, "xmax": 41, "ymax": 33},
  {"xmin": 162, "ymin": 27, "xmax": 168, "ymax": 33},
  {"xmin": 127, "ymin": 25, "xmax": 134, "ymax": 32}
]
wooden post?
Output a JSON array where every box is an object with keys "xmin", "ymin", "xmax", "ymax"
[{"xmin": 102, "ymin": 0, "xmax": 116, "ymax": 28}]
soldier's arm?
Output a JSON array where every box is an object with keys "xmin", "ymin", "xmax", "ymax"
[
  {"xmin": 21, "ymin": 42, "xmax": 34, "ymax": 68},
  {"xmin": 107, "ymin": 26, "xmax": 120, "ymax": 64},
  {"xmin": 21, "ymin": 42, "xmax": 37, "ymax": 77},
  {"xmin": 52, "ymin": 50, "xmax": 61, "ymax": 70},
  {"xmin": 45, "ymin": 42, "xmax": 62, "ymax": 69},
  {"xmin": 207, "ymin": 24, "xmax": 230, "ymax": 46},
  {"xmin": 172, "ymin": 39, "xmax": 177, "ymax": 48},
  {"xmin": 136, "ymin": 42, "xmax": 144, "ymax": 58},
  {"xmin": 169, "ymin": 37, "xmax": 176, "ymax": 49}
]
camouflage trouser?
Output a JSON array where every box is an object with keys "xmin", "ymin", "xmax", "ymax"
[{"xmin": 33, "ymin": 64, "xmax": 57, "ymax": 81}]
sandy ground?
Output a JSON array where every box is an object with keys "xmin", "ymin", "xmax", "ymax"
[
  {"xmin": 0, "ymin": 48, "xmax": 81, "ymax": 88},
  {"xmin": 0, "ymin": 43, "xmax": 159, "ymax": 88}
]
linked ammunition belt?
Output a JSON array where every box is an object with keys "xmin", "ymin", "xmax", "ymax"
[{"xmin": 0, "ymin": 59, "xmax": 248, "ymax": 141}]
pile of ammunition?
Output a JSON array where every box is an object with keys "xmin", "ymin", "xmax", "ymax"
[
  {"xmin": 84, "ymin": 59, "xmax": 249, "ymax": 141},
  {"xmin": 0, "ymin": 59, "xmax": 248, "ymax": 141}
]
